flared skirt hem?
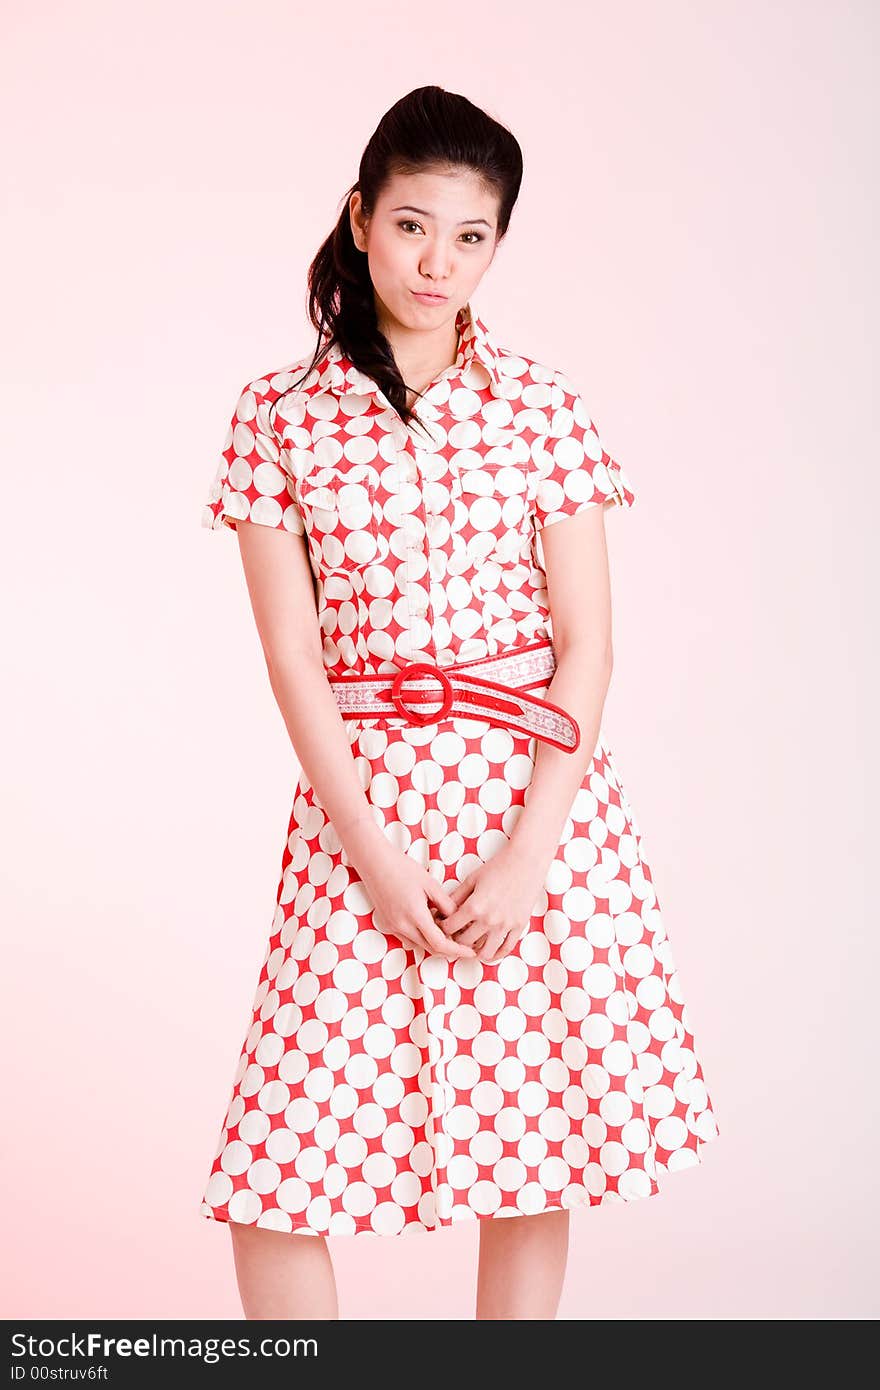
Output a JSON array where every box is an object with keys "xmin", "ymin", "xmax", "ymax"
[{"xmin": 197, "ymin": 1129, "xmax": 718, "ymax": 1238}]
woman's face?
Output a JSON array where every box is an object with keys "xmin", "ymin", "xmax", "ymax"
[{"xmin": 350, "ymin": 166, "xmax": 500, "ymax": 339}]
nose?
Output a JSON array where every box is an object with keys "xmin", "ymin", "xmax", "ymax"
[{"xmin": 419, "ymin": 242, "xmax": 453, "ymax": 281}]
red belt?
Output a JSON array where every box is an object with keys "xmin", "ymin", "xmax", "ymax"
[{"xmin": 327, "ymin": 637, "xmax": 580, "ymax": 753}]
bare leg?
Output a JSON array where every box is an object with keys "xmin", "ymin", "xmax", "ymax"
[
  {"xmin": 476, "ymin": 1209, "xmax": 570, "ymax": 1320},
  {"xmin": 228, "ymin": 1222, "xmax": 339, "ymax": 1320}
]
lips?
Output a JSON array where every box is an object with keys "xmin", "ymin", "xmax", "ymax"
[{"xmin": 411, "ymin": 290, "xmax": 448, "ymax": 302}]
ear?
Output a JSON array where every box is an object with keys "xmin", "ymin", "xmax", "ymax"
[{"xmin": 349, "ymin": 190, "xmax": 367, "ymax": 253}]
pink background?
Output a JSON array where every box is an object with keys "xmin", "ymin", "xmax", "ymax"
[{"xmin": 3, "ymin": 1, "xmax": 876, "ymax": 1319}]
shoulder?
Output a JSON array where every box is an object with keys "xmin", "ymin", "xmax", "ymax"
[
  {"xmin": 494, "ymin": 343, "xmax": 592, "ymax": 433},
  {"xmin": 494, "ymin": 341, "xmax": 586, "ymax": 408},
  {"xmin": 227, "ymin": 350, "xmax": 346, "ymax": 488},
  {"xmin": 232, "ymin": 349, "xmax": 327, "ymax": 426}
]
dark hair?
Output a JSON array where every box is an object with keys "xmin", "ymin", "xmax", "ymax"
[{"xmin": 276, "ymin": 85, "xmax": 523, "ymax": 437}]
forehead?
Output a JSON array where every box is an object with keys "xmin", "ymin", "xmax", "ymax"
[{"xmin": 376, "ymin": 167, "xmax": 500, "ymax": 225}]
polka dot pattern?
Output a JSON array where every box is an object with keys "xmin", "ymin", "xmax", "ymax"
[
  {"xmin": 198, "ymin": 304, "xmax": 719, "ymax": 1237},
  {"xmin": 198, "ymin": 715, "xmax": 719, "ymax": 1237},
  {"xmin": 202, "ymin": 302, "xmax": 635, "ymax": 675}
]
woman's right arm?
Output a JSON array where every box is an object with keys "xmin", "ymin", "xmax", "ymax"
[
  {"xmin": 231, "ymin": 520, "xmax": 471, "ymax": 959},
  {"xmin": 235, "ymin": 518, "xmax": 386, "ymax": 858}
]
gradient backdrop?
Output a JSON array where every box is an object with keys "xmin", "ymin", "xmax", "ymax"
[{"xmin": 2, "ymin": 0, "xmax": 876, "ymax": 1319}]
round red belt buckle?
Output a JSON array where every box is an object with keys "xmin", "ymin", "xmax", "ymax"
[{"xmin": 390, "ymin": 662, "xmax": 454, "ymax": 724}]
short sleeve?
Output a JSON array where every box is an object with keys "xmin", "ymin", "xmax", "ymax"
[
  {"xmin": 533, "ymin": 376, "xmax": 635, "ymax": 531},
  {"xmin": 201, "ymin": 380, "xmax": 306, "ymax": 536}
]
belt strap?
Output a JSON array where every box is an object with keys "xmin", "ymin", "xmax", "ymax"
[{"xmin": 328, "ymin": 639, "xmax": 581, "ymax": 753}]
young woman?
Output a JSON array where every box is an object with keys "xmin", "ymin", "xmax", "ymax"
[{"xmin": 199, "ymin": 85, "xmax": 719, "ymax": 1320}]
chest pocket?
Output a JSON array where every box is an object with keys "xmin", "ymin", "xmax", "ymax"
[
  {"xmin": 299, "ymin": 471, "xmax": 381, "ymax": 576},
  {"xmin": 455, "ymin": 459, "xmax": 531, "ymax": 563}
]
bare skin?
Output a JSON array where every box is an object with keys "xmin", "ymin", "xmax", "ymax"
[
  {"xmin": 476, "ymin": 1210, "xmax": 570, "ymax": 1320},
  {"xmin": 229, "ymin": 1224, "xmax": 339, "ymax": 1320},
  {"xmin": 348, "ymin": 166, "xmax": 500, "ymax": 396},
  {"xmin": 228, "ymin": 1208, "xmax": 570, "ymax": 1320}
]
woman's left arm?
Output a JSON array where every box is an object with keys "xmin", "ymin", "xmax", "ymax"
[
  {"xmin": 436, "ymin": 501, "xmax": 618, "ymax": 961},
  {"xmin": 507, "ymin": 501, "xmax": 615, "ymax": 864}
]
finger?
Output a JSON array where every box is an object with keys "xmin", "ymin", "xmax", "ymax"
[
  {"xmin": 440, "ymin": 900, "xmax": 483, "ymax": 939},
  {"xmin": 482, "ymin": 922, "xmax": 527, "ymax": 962},
  {"xmin": 432, "ymin": 889, "xmax": 475, "ymax": 931},
  {"xmin": 381, "ymin": 925, "xmax": 430, "ymax": 954},
  {"xmin": 417, "ymin": 917, "xmax": 477, "ymax": 959},
  {"xmin": 386, "ymin": 922, "xmax": 473, "ymax": 960},
  {"xmin": 427, "ymin": 877, "xmax": 469, "ymax": 918},
  {"xmin": 378, "ymin": 914, "xmax": 465, "ymax": 958},
  {"xmin": 484, "ymin": 921, "xmax": 526, "ymax": 957},
  {"xmin": 428, "ymin": 878, "xmax": 464, "ymax": 911},
  {"xmin": 435, "ymin": 910, "xmax": 465, "ymax": 937},
  {"xmin": 477, "ymin": 929, "xmax": 508, "ymax": 963},
  {"xmin": 452, "ymin": 921, "xmax": 487, "ymax": 948},
  {"xmin": 425, "ymin": 933, "xmax": 477, "ymax": 960}
]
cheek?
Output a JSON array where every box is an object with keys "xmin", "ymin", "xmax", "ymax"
[
  {"xmin": 459, "ymin": 238, "xmax": 497, "ymax": 282},
  {"xmin": 367, "ymin": 231, "xmax": 412, "ymax": 285},
  {"xmin": 474, "ymin": 240, "xmax": 497, "ymax": 273}
]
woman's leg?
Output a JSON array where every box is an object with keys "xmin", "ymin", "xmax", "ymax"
[
  {"xmin": 228, "ymin": 1222, "xmax": 339, "ymax": 1320},
  {"xmin": 475, "ymin": 1209, "xmax": 570, "ymax": 1320}
]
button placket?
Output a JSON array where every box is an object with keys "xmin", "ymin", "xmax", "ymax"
[
  {"xmin": 395, "ymin": 432, "xmax": 434, "ymax": 651},
  {"xmin": 398, "ymin": 387, "xmax": 458, "ymax": 656}
]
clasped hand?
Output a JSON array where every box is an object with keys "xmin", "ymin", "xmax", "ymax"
[
  {"xmin": 431, "ymin": 841, "xmax": 549, "ymax": 963},
  {"xmin": 357, "ymin": 832, "xmax": 549, "ymax": 964}
]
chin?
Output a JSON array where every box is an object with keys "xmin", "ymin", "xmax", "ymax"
[{"xmin": 398, "ymin": 302, "xmax": 438, "ymax": 327}]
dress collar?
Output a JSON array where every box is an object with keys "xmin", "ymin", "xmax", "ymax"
[{"xmin": 317, "ymin": 301, "xmax": 503, "ymax": 400}]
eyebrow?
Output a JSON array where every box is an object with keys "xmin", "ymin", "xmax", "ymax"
[{"xmin": 390, "ymin": 204, "xmax": 495, "ymax": 229}]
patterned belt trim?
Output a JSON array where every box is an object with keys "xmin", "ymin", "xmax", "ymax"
[{"xmin": 327, "ymin": 637, "xmax": 581, "ymax": 753}]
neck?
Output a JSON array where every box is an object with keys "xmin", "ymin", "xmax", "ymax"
[{"xmin": 379, "ymin": 308, "xmax": 463, "ymax": 399}]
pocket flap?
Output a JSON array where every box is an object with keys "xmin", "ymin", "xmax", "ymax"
[
  {"xmin": 458, "ymin": 461, "xmax": 528, "ymax": 497},
  {"xmin": 299, "ymin": 483, "xmax": 340, "ymax": 511}
]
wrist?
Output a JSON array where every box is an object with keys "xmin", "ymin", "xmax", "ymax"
[
  {"xmin": 336, "ymin": 811, "xmax": 387, "ymax": 860},
  {"xmin": 508, "ymin": 811, "xmax": 563, "ymax": 868}
]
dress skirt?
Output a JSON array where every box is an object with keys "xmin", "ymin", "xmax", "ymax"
[{"xmin": 198, "ymin": 703, "xmax": 720, "ymax": 1237}]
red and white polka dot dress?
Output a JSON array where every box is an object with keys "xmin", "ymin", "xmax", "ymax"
[{"xmin": 198, "ymin": 303, "xmax": 719, "ymax": 1237}]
